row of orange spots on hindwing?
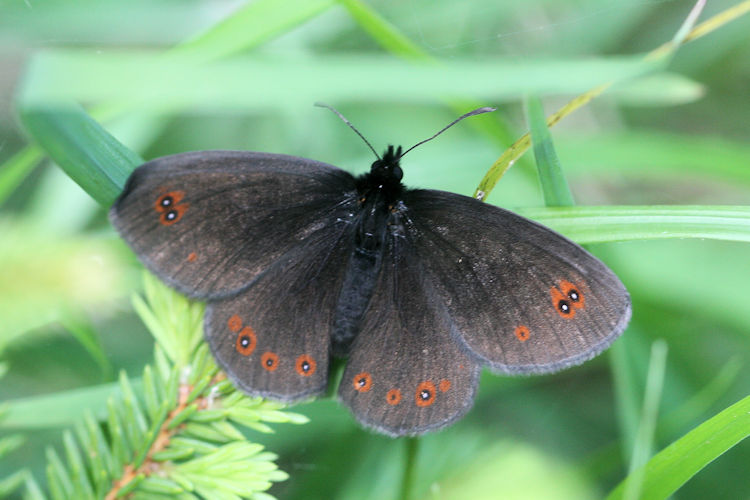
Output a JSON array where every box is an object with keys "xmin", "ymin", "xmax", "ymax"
[
  {"xmin": 295, "ymin": 355, "xmax": 316, "ymax": 376},
  {"xmin": 230, "ymin": 314, "xmax": 258, "ymax": 357},
  {"xmin": 550, "ymin": 279, "xmax": 585, "ymax": 319},
  {"xmin": 227, "ymin": 315, "xmax": 316, "ymax": 376},
  {"xmin": 416, "ymin": 381, "xmax": 437, "ymax": 407},
  {"xmin": 386, "ymin": 389, "xmax": 402, "ymax": 405},
  {"xmin": 353, "ymin": 372, "xmax": 373, "ymax": 392},
  {"xmin": 353, "ymin": 373, "xmax": 452, "ymax": 408},
  {"xmin": 154, "ymin": 190, "xmax": 189, "ymax": 226},
  {"xmin": 236, "ymin": 326, "xmax": 257, "ymax": 356},
  {"xmin": 261, "ymin": 352, "xmax": 279, "ymax": 371}
]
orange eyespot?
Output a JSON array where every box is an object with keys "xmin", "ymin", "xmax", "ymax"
[
  {"xmin": 155, "ymin": 191, "xmax": 188, "ymax": 225},
  {"xmin": 353, "ymin": 372, "xmax": 372, "ymax": 392},
  {"xmin": 235, "ymin": 326, "xmax": 256, "ymax": 356},
  {"xmin": 386, "ymin": 389, "xmax": 402, "ymax": 405},
  {"xmin": 227, "ymin": 315, "xmax": 243, "ymax": 333},
  {"xmin": 415, "ymin": 381, "xmax": 436, "ymax": 407},
  {"xmin": 187, "ymin": 252, "xmax": 198, "ymax": 262},
  {"xmin": 261, "ymin": 352, "xmax": 279, "ymax": 371},
  {"xmin": 559, "ymin": 280, "xmax": 585, "ymax": 309},
  {"xmin": 514, "ymin": 325, "xmax": 530, "ymax": 342},
  {"xmin": 154, "ymin": 191, "xmax": 185, "ymax": 212},
  {"xmin": 295, "ymin": 355, "xmax": 317, "ymax": 376},
  {"xmin": 550, "ymin": 286, "xmax": 575, "ymax": 318},
  {"xmin": 438, "ymin": 379, "xmax": 451, "ymax": 392},
  {"xmin": 159, "ymin": 204, "xmax": 188, "ymax": 226}
]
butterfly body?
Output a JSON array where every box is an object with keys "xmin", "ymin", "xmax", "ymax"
[
  {"xmin": 333, "ymin": 145, "xmax": 407, "ymax": 354},
  {"xmin": 111, "ymin": 147, "xmax": 630, "ymax": 436}
]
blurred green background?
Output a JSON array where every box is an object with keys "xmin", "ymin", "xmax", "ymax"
[{"xmin": 1, "ymin": 0, "xmax": 749, "ymax": 499}]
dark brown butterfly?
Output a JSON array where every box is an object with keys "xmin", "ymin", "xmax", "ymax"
[{"xmin": 110, "ymin": 109, "xmax": 630, "ymax": 436}]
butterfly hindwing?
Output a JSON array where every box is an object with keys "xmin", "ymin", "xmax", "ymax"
[
  {"xmin": 110, "ymin": 151, "xmax": 358, "ymax": 299},
  {"xmin": 204, "ymin": 204, "xmax": 358, "ymax": 401},
  {"xmin": 339, "ymin": 232, "xmax": 481, "ymax": 436},
  {"xmin": 401, "ymin": 189, "xmax": 631, "ymax": 374}
]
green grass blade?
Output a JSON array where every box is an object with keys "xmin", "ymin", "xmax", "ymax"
[
  {"xmin": 173, "ymin": 0, "xmax": 336, "ymax": 61},
  {"xmin": 658, "ymin": 357, "xmax": 742, "ymax": 440},
  {"xmin": 59, "ymin": 314, "xmax": 114, "ymax": 381},
  {"xmin": 473, "ymin": 0, "xmax": 731, "ymax": 201},
  {"xmin": 19, "ymin": 51, "xmax": 659, "ymax": 109},
  {"xmin": 624, "ymin": 340, "xmax": 668, "ymax": 500},
  {"xmin": 0, "ymin": 381, "xmax": 130, "ymax": 429},
  {"xmin": 526, "ymin": 96, "xmax": 574, "ymax": 207},
  {"xmin": 0, "ymin": 146, "xmax": 44, "ymax": 206},
  {"xmin": 339, "ymin": 0, "xmax": 522, "ymax": 148},
  {"xmin": 338, "ymin": 0, "xmax": 425, "ymax": 59},
  {"xmin": 516, "ymin": 205, "xmax": 750, "ymax": 244},
  {"xmin": 609, "ymin": 340, "xmax": 642, "ymax": 469},
  {"xmin": 556, "ymin": 130, "xmax": 750, "ymax": 186},
  {"xmin": 6, "ymin": 0, "xmax": 335, "ymax": 207},
  {"xmin": 605, "ymin": 394, "xmax": 750, "ymax": 500},
  {"xmin": 18, "ymin": 104, "xmax": 141, "ymax": 206},
  {"xmin": 0, "ymin": 469, "xmax": 27, "ymax": 497}
]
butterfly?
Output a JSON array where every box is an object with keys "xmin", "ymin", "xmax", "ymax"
[{"xmin": 109, "ymin": 107, "xmax": 631, "ymax": 436}]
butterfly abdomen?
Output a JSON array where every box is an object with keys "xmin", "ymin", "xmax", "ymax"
[{"xmin": 331, "ymin": 246, "xmax": 382, "ymax": 356}]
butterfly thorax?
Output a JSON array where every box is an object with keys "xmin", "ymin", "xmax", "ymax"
[
  {"xmin": 352, "ymin": 145, "xmax": 406, "ymax": 250},
  {"xmin": 355, "ymin": 145, "xmax": 404, "ymax": 203}
]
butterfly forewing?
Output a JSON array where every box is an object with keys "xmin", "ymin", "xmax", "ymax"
[
  {"xmin": 401, "ymin": 189, "xmax": 631, "ymax": 374},
  {"xmin": 339, "ymin": 232, "xmax": 481, "ymax": 436},
  {"xmin": 110, "ymin": 151, "xmax": 358, "ymax": 299}
]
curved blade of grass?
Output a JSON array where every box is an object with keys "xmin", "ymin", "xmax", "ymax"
[
  {"xmin": 474, "ymin": 0, "xmax": 750, "ymax": 201},
  {"xmin": 18, "ymin": 103, "xmax": 140, "ymax": 206},
  {"xmin": 517, "ymin": 205, "xmax": 750, "ymax": 244},
  {"xmin": 526, "ymin": 96, "xmax": 574, "ymax": 207},
  {"xmin": 338, "ymin": 0, "xmax": 424, "ymax": 59},
  {"xmin": 605, "ymin": 394, "xmax": 750, "ymax": 500},
  {"xmin": 658, "ymin": 357, "xmax": 742, "ymax": 441},
  {"xmin": 172, "ymin": 0, "xmax": 336, "ymax": 62}
]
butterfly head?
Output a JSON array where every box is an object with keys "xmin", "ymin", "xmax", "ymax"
[{"xmin": 369, "ymin": 145, "xmax": 404, "ymax": 184}]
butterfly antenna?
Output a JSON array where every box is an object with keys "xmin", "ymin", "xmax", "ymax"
[
  {"xmin": 315, "ymin": 102, "xmax": 381, "ymax": 160},
  {"xmin": 400, "ymin": 106, "xmax": 496, "ymax": 158}
]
